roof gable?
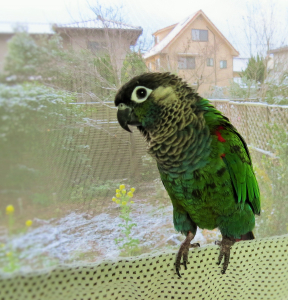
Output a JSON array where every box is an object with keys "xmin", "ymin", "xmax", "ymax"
[
  {"xmin": 153, "ymin": 23, "xmax": 177, "ymax": 36},
  {"xmin": 144, "ymin": 10, "xmax": 239, "ymax": 59},
  {"xmin": 268, "ymin": 46, "xmax": 288, "ymax": 54}
]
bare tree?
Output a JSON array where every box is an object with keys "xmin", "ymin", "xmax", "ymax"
[
  {"xmin": 229, "ymin": 0, "xmax": 288, "ymax": 98},
  {"xmin": 52, "ymin": 2, "xmax": 145, "ymax": 101}
]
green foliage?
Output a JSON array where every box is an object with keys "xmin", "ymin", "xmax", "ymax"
[
  {"xmin": 0, "ymin": 205, "xmax": 32, "ymax": 273},
  {"xmin": 253, "ymin": 123, "xmax": 288, "ymax": 237},
  {"xmin": 70, "ymin": 180, "xmax": 121, "ymax": 202},
  {"xmin": 265, "ymin": 74, "xmax": 288, "ymax": 104},
  {"xmin": 4, "ymin": 29, "xmax": 62, "ymax": 81},
  {"xmin": 121, "ymin": 52, "xmax": 147, "ymax": 83},
  {"xmin": 0, "ymin": 250, "xmax": 20, "ymax": 273},
  {"xmin": 32, "ymin": 193, "xmax": 51, "ymax": 206},
  {"xmin": 0, "ymin": 83, "xmax": 98, "ymax": 205},
  {"xmin": 2, "ymin": 30, "xmax": 147, "ymax": 103},
  {"xmin": 204, "ymin": 86, "xmax": 226, "ymax": 99},
  {"xmin": 242, "ymin": 55, "xmax": 265, "ymax": 84},
  {"xmin": 141, "ymin": 154, "xmax": 159, "ymax": 181},
  {"xmin": 113, "ymin": 185, "xmax": 140, "ymax": 256},
  {"xmin": 228, "ymin": 76, "xmax": 259, "ymax": 99}
]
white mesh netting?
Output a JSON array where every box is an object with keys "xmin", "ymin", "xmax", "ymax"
[
  {"xmin": 0, "ymin": 234, "xmax": 288, "ymax": 300},
  {"xmin": 1, "ymin": 88, "xmax": 288, "ymax": 300}
]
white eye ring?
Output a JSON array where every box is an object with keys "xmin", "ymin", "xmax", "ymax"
[{"xmin": 131, "ymin": 86, "xmax": 152, "ymax": 103}]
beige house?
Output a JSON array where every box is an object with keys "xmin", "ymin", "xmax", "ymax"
[
  {"xmin": 0, "ymin": 18, "xmax": 142, "ymax": 74},
  {"xmin": 54, "ymin": 18, "xmax": 142, "ymax": 77},
  {"xmin": 267, "ymin": 46, "xmax": 288, "ymax": 82},
  {"xmin": 144, "ymin": 10, "xmax": 239, "ymax": 95}
]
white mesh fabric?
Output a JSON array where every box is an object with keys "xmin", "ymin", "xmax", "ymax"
[{"xmin": 0, "ymin": 234, "xmax": 287, "ymax": 300}]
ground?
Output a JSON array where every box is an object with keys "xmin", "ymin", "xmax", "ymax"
[{"xmin": 0, "ymin": 181, "xmax": 221, "ymax": 273}]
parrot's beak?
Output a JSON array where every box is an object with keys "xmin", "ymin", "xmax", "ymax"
[{"xmin": 117, "ymin": 104, "xmax": 141, "ymax": 133}]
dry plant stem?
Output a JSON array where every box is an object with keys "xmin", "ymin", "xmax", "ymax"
[
  {"xmin": 175, "ymin": 231, "xmax": 200, "ymax": 278},
  {"xmin": 215, "ymin": 235, "xmax": 236, "ymax": 274}
]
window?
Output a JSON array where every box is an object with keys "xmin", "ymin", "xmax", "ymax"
[
  {"xmin": 155, "ymin": 58, "xmax": 160, "ymax": 70},
  {"xmin": 148, "ymin": 62, "xmax": 152, "ymax": 71},
  {"xmin": 178, "ymin": 56, "xmax": 195, "ymax": 69},
  {"xmin": 154, "ymin": 36, "xmax": 159, "ymax": 45},
  {"xmin": 192, "ymin": 29, "xmax": 208, "ymax": 41},
  {"xmin": 220, "ymin": 60, "xmax": 227, "ymax": 69},
  {"xmin": 87, "ymin": 41, "xmax": 106, "ymax": 53},
  {"xmin": 207, "ymin": 58, "xmax": 214, "ymax": 66}
]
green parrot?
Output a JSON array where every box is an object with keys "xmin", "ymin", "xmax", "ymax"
[{"xmin": 114, "ymin": 72, "xmax": 260, "ymax": 277}]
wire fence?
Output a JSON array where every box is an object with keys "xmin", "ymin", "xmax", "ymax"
[
  {"xmin": 1, "ymin": 95, "xmax": 288, "ymax": 274},
  {"xmin": 210, "ymin": 100, "xmax": 288, "ymax": 155},
  {"xmin": 69, "ymin": 99, "xmax": 288, "ymax": 183}
]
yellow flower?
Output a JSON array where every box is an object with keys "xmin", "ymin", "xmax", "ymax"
[
  {"xmin": 127, "ymin": 191, "xmax": 133, "ymax": 197},
  {"xmin": 6, "ymin": 252, "xmax": 12, "ymax": 257},
  {"xmin": 122, "ymin": 189, "xmax": 126, "ymax": 195},
  {"xmin": 0, "ymin": 244, "xmax": 5, "ymax": 248},
  {"xmin": 112, "ymin": 197, "xmax": 116, "ymax": 202},
  {"xmin": 6, "ymin": 205, "xmax": 14, "ymax": 215},
  {"xmin": 25, "ymin": 220, "xmax": 33, "ymax": 227},
  {"xmin": 116, "ymin": 193, "xmax": 121, "ymax": 198},
  {"xmin": 119, "ymin": 184, "xmax": 125, "ymax": 191},
  {"xmin": 130, "ymin": 201, "xmax": 134, "ymax": 204},
  {"xmin": 116, "ymin": 189, "xmax": 120, "ymax": 194},
  {"xmin": 116, "ymin": 199, "xmax": 120, "ymax": 204},
  {"xmin": 131, "ymin": 188, "xmax": 135, "ymax": 193},
  {"xmin": 122, "ymin": 201, "xmax": 127, "ymax": 206}
]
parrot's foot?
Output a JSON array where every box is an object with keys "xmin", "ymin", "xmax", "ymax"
[
  {"xmin": 175, "ymin": 231, "xmax": 200, "ymax": 278},
  {"xmin": 215, "ymin": 235, "xmax": 236, "ymax": 274}
]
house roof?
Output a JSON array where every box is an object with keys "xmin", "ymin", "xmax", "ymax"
[
  {"xmin": 152, "ymin": 23, "xmax": 177, "ymax": 36},
  {"xmin": 55, "ymin": 16, "xmax": 142, "ymax": 31},
  {"xmin": 0, "ymin": 17, "xmax": 142, "ymax": 35},
  {"xmin": 268, "ymin": 46, "xmax": 288, "ymax": 54},
  {"xmin": 143, "ymin": 10, "xmax": 239, "ymax": 59},
  {"xmin": 0, "ymin": 22, "xmax": 54, "ymax": 34}
]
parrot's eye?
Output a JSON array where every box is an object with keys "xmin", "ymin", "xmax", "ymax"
[
  {"xmin": 137, "ymin": 88, "xmax": 146, "ymax": 98},
  {"xmin": 131, "ymin": 86, "xmax": 152, "ymax": 103}
]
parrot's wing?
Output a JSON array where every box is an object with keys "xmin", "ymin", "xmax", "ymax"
[
  {"xmin": 221, "ymin": 125, "xmax": 261, "ymax": 215},
  {"xmin": 201, "ymin": 99, "xmax": 260, "ymax": 215}
]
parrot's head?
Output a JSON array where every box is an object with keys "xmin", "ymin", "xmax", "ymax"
[{"xmin": 115, "ymin": 72, "xmax": 196, "ymax": 140}]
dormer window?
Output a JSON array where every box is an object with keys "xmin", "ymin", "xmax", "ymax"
[
  {"xmin": 192, "ymin": 29, "xmax": 208, "ymax": 41},
  {"xmin": 154, "ymin": 36, "xmax": 160, "ymax": 45}
]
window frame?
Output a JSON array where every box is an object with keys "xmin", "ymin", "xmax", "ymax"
[
  {"xmin": 207, "ymin": 58, "xmax": 214, "ymax": 67},
  {"xmin": 178, "ymin": 56, "xmax": 196, "ymax": 70},
  {"xmin": 87, "ymin": 41, "xmax": 106, "ymax": 53},
  {"xmin": 155, "ymin": 58, "xmax": 160, "ymax": 71},
  {"xmin": 220, "ymin": 60, "xmax": 227, "ymax": 69},
  {"xmin": 154, "ymin": 36, "xmax": 159, "ymax": 45},
  {"xmin": 192, "ymin": 29, "xmax": 208, "ymax": 42}
]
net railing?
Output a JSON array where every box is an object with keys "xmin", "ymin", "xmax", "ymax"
[
  {"xmin": 0, "ymin": 93, "xmax": 288, "ymax": 299},
  {"xmin": 0, "ymin": 234, "xmax": 288, "ymax": 300}
]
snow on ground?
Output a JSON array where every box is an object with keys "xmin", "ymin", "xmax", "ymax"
[{"xmin": 0, "ymin": 201, "xmax": 220, "ymax": 272}]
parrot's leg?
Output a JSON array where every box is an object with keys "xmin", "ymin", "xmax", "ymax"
[
  {"xmin": 175, "ymin": 231, "xmax": 200, "ymax": 278},
  {"xmin": 215, "ymin": 235, "xmax": 236, "ymax": 274}
]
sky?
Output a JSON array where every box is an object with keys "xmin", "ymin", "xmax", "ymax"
[{"xmin": 1, "ymin": 0, "xmax": 288, "ymax": 57}]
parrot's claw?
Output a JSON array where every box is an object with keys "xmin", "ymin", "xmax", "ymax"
[
  {"xmin": 175, "ymin": 231, "xmax": 199, "ymax": 278},
  {"xmin": 215, "ymin": 236, "xmax": 235, "ymax": 274}
]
